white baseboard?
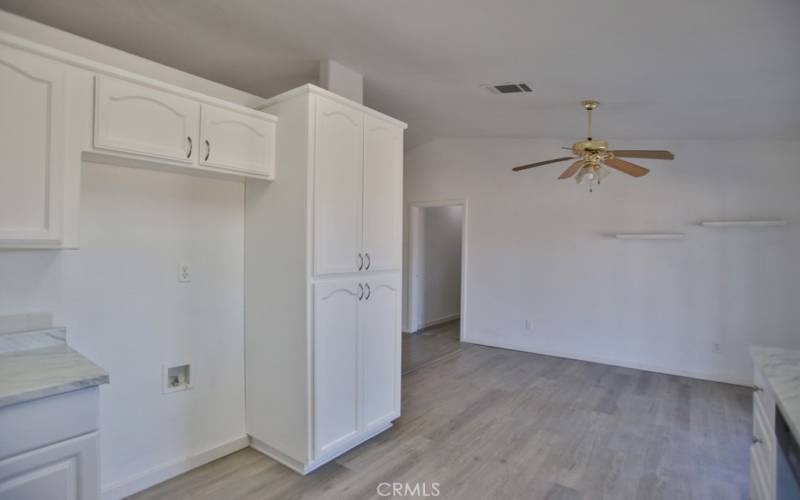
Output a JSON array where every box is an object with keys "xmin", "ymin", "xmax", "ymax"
[
  {"xmin": 409, "ymin": 313, "xmax": 460, "ymax": 333},
  {"xmin": 101, "ymin": 435, "xmax": 250, "ymax": 499},
  {"xmin": 460, "ymin": 335, "xmax": 751, "ymax": 387},
  {"xmin": 250, "ymin": 421, "xmax": 393, "ymax": 476}
]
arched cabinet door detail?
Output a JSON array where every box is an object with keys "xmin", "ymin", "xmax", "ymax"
[
  {"xmin": 359, "ymin": 276, "xmax": 401, "ymax": 430},
  {"xmin": 363, "ymin": 116, "xmax": 403, "ymax": 272},
  {"xmin": 94, "ymin": 75, "xmax": 199, "ymax": 163},
  {"xmin": 313, "ymin": 280, "xmax": 361, "ymax": 455},
  {"xmin": 313, "ymin": 97, "xmax": 364, "ymax": 276},
  {"xmin": 199, "ymin": 103, "xmax": 275, "ymax": 178},
  {"xmin": 0, "ymin": 44, "xmax": 65, "ymax": 245}
]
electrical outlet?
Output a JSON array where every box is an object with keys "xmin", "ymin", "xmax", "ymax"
[
  {"xmin": 712, "ymin": 342, "xmax": 723, "ymax": 354},
  {"xmin": 178, "ymin": 262, "xmax": 191, "ymax": 283},
  {"xmin": 524, "ymin": 319, "xmax": 533, "ymax": 332}
]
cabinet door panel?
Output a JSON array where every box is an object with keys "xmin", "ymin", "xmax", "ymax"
[
  {"xmin": 314, "ymin": 280, "xmax": 361, "ymax": 455},
  {"xmin": 0, "ymin": 432, "xmax": 98, "ymax": 500},
  {"xmin": 313, "ymin": 97, "xmax": 363, "ymax": 276},
  {"xmin": 94, "ymin": 75, "xmax": 199, "ymax": 163},
  {"xmin": 0, "ymin": 45, "xmax": 65, "ymax": 244},
  {"xmin": 363, "ymin": 117, "xmax": 403, "ymax": 272},
  {"xmin": 360, "ymin": 275, "xmax": 401, "ymax": 429},
  {"xmin": 199, "ymin": 104, "xmax": 276, "ymax": 178}
]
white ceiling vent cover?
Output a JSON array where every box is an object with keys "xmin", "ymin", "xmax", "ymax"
[{"xmin": 484, "ymin": 82, "xmax": 533, "ymax": 94}]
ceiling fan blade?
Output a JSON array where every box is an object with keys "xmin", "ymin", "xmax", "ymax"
[
  {"xmin": 558, "ymin": 160, "xmax": 585, "ymax": 179},
  {"xmin": 610, "ymin": 150, "xmax": 674, "ymax": 160},
  {"xmin": 603, "ymin": 158, "xmax": 650, "ymax": 177},
  {"xmin": 512, "ymin": 156, "xmax": 575, "ymax": 172}
]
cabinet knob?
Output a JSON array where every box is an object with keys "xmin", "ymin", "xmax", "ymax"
[
  {"xmin": 204, "ymin": 139, "xmax": 211, "ymax": 161},
  {"xmin": 752, "ymin": 436, "xmax": 762, "ymax": 445},
  {"xmin": 357, "ymin": 253, "xmax": 364, "ymax": 271},
  {"xmin": 365, "ymin": 253, "xmax": 371, "ymax": 270},
  {"xmin": 752, "ymin": 385, "xmax": 763, "ymax": 393},
  {"xmin": 186, "ymin": 136, "xmax": 193, "ymax": 158}
]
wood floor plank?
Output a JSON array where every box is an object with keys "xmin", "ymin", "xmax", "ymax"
[{"xmin": 130, "ymin": 332, "xmax": 751, "ymax": 500}]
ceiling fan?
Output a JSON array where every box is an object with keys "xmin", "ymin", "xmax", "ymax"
[{"xmin": 512, "ymin": 100, "xmax": 674, "ymax": 190}]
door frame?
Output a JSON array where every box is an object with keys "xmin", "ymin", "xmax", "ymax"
[{"xmin": 406, "ymin": 199, "xmax": 468, "ymax": 341}]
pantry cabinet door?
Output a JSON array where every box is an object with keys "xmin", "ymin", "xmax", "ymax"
[
  {"xmin": 199, "ymin": 104, "xmax": 276, "ymax": 178},
  {"xmin": 359, "ymin": 275, "xmax": 401, "ymax": 430},
  {"xmin": 0, "ymin": 45, "xmax": 65, "ymax": 245},
  {"xmin": 94, "ymin": 75, "xmax": 199, "ymax": 163},
  {"xmin": 362, "ymin": 116, "xmax": 403, "ymax": 272},
  {"xmin": 313, "ymin": 96, "xmax": 364, "ymax": 276},
  {"xmin": 313, "ymin": 279, "xmax": 362, "ymax": 456}
]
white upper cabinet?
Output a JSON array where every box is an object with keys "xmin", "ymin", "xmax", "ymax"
[
  {"xmin": 94, "ymin": 75, "xmax": 199, "ymax": 163},
  {"xmin": 313, "ymin": 96, "xmax": 364, "ymax": 276},
  {"xmin": 93, "ymin": 75, "xmax": 276, "ymax": 180},
  {"xmin": 313, "ymin": 279, "xmax": 361, "ymax": 456},
  {"xmin": 363, "ymin": 116, "xmax": 403, "ymax": 272},
  {"xmin": 0, "ymin": 44, "xmax": 65, "ymax": 246},
  {"xmin": 199, "ymin": 103, "xmax": 276, "ymax": 178},
  {"xmin": 360, "ymin": 275, "xmax": 401, "ymax": 430}
]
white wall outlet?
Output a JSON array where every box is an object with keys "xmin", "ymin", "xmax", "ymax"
[
  {"xmin": 712, "ymin": 342, "xmax": 723, "ymax": 354},
  {"xmin": 163, "ymin": 363, "xmax": 192, "ymax": 393},
  {"xmin": 178, "ymin": 262, "xmax": 191, "ymax": 283},
  {"xmin": 524, "ymin": 319, "xmax": 533, "ymax": 332}
]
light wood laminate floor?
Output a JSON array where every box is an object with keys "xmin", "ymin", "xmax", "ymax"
[
  {"xmin": 402, "ymin": 320, "xmax": 462, "ymax": 373},
  {"xmin": 131, "ymin": 341, "xmax": 751, "ymax": 500}
]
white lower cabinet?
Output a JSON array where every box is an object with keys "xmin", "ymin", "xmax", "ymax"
[
  {"xmin": 0, "ymin": 432, "xmax": 98, "ymax": 500},
  {"xmin": 0, "ymin": 388, "xmax": 100, "ymax": 500},
  {"xmin": 314, "ymin": 279, "xmax": 361, "ymax": 455},
  {"xmin": 360, "ymin": 276, "xmax": 401, "ymax": 430},
  {"xmin": 313, "ymin": 276, "xmax": 401, "ymax": 457}
]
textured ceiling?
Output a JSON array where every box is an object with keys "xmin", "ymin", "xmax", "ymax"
[{"xmin": 1, "ymin": 0, "xmax": 798, "ymax": 148}]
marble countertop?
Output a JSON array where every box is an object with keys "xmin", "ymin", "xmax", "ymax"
[
  {"xmin": 0, "ymin": 328, "xmax": 109, "ymax": 409},
  {"xmin": 751, "ymin": 346, "xmax": 800, "ymax": 439}
]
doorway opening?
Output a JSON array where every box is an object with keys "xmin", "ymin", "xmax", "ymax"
[{"xmin": 404, "ymin": 200, "xmax": 467, "ymax": 373}]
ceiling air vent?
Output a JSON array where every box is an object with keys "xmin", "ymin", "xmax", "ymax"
[{"xmin": 484, "ymin": 82, "xmax": 533, "ymax": 94}]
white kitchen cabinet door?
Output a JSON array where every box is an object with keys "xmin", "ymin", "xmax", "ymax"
[
  {"xmin": 359, "ymin": 275, "xmax": 401, "ymax": 430},
  {"xmin": 94, "ymin": 75, "xmax": 199, "ymax": 163},
  {"xmin": 313, "ymin": 279, "xmax": 361, "ymax": 456},
  {"xmin": 199, "ymin": 104, "xmax": 276, "ymax": 178},
  {"xmin": 313, "ymin": 96, "xmax": 364, "ymax": 276},
  {"xmin": 0, "ymin": 432, "xmax": 99, "ymax": 500},
  {"xmin": 0, "ymin": 45, "xmax": 65, "ymax": 245},
  {"xmin": 362, "ymin": 117, "xmax": 403, "ymax": 272}
]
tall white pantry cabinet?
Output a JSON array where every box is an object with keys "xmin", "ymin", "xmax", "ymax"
[{"xmin": 245, "ymin": 84, "xmax": 406, "ymax": 473}]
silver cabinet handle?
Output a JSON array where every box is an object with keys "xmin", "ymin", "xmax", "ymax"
[
  {"xmin": 357, "ymin": 253, "xmax": 364, "ymax": 271},
  {"xmin": 357, "ymin": 283, "xmax": 364, "ymax": 300},
  {"xmin": 204, "ymin": 139, "xmax": 211, "ymax": 161},
  {"xmin": 364, "ymin": 283, "xmax": 371, "ymax": 300},
  {"xmin": 186, "ymin": 136, "xmax": 193, "ymax": 158},
  {"xmin": 752, "ymin": 436, "xmax": 762, "ymax": 445},
  {"xmin": 752, "ymin": 385, "xmax": 763, "ymax": 393},
  {"xmin": 365, "ymin": 253, "xmax": 371, "ymax": 270}
]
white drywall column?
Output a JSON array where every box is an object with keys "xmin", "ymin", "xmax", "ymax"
[{"xmin": 319, "ymin": 60, "xmax": 363, "ymax": 103}]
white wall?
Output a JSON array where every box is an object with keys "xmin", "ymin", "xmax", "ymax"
[
  {"xmin": 404, "ymin": 138, "xmax": 800, "ymax": 385},
  {"xmin": 420, "ymin": 205, "xmax": 462, "ymax": 326},
  {"xmin": 0, "ymin": 11, "xmax": 260, "ymax": 496}
]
